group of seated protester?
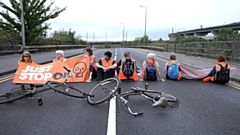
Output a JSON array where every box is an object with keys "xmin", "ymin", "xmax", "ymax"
[
  {"xmin": 18, "ymin": 49, "xmax": 231, "ymax": 86},
  {"xmin": 84, "ymin": 49, "xmax": 230, "ymax": 84}
]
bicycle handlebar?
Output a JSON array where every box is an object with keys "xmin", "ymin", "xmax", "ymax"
[
  {"xmin": 63, "ymin": 66, "xmax": 71, "ymax": 72},
  {"xmin": 131, "ymin": 87, "xmax": 146, "ymax": 91}
]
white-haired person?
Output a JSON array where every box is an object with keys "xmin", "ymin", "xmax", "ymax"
[
  {"xmin": 53, "ymin": 50, "xmax": 67, "ymax": 62},
  {"xmin": 139, "ymin": 53, "xmax": 165, "ymax": 81}
]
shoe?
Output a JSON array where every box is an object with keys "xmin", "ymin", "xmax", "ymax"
[
  {"xmin": 21, "ymin": 85, "xmax": 25, "ymax": 90},
  {"xmin": 87, "ymin": 77, "xmax": 92, "ymax": 82}
]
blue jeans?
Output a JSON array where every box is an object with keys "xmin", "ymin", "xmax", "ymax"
[
  {"xmin": 90, "ymin": 65, "xmax": 97, "ymax": 79},
  {"xmin": 207, "ymin": 66, "xmax": 216, "ymax": 77}
]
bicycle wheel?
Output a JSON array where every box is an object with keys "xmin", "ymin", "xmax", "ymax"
[
  {"xmin": 47, "ymin": 81, "xmax": 87, "ymax": 98},
  {"xmin": 0, "ymin": 90, "xmax": 26, "ymax": 104},
  {"xmin": 87, "ymin": 77, "xmax": 121, "ymax": 105}
]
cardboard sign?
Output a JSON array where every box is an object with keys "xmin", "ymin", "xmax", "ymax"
[{"xmin": 13, "ymin": 57, "xmax": 90, "ymax": 84}]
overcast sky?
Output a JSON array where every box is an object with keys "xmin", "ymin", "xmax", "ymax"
[{"xmin": 1, "ymin": 0, "xmax": 240, "ymax": 41}]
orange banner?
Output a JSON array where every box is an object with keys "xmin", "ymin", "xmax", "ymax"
[{"xmin": 13, "ymin": 57, "xmax": 90, "ymax": 84}]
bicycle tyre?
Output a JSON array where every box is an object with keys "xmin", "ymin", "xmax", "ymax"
[
  {"xmin": 87, "ymin": 77, "xmax": 121, "ymax": 105},
  {"xmin": 0, "ymin": 91, "xmax": 26, "ymax": 104},
  {"xmin": 47, "ymin": 81, "xmax": 87, "ymax": 98}
]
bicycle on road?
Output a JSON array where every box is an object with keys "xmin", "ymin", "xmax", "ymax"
[
  {"xmin": 0, "ymin": 85, "xmax": 49, "ymax": 105},
  {"xmin": 87, "ymin": 77, "xmax": 180, "ymax": 116},
  {"xmin": 46, "ymin": 66, "xmax": 94, "ymax": 98}
]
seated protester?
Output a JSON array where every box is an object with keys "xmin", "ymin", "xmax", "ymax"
[
  {"xmin": 117, "ymin": 52, "xmax": 138, "ymax": 81},
  {"xmin": 164, "ymin": 52, "xmax": 182, "ymax": 80},
  {"xmin": 18, "ymin": 51, "xmax": 35, "ymax": 90},
  {"xmin": 84, "ymin": 48, "xmax": 98, "ymax": 82},
  {"xmin": 139, "ymin": 53, "xmax": 165, "ymax": 81},
  {"xmin": 96, "ymin": 51, "xmax": 117, "ymax": 81},
  {"xmin": 53, "ymin": 50, "xmax": 67, "ymax": 62},
  {"xmin": 203, "ymin": 55, "xmax": 230, "ymax": 84}
]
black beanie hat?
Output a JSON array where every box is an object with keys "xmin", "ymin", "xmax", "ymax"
[{"xmin": 104, "ymin": 51, "xmax": 112, "ymax": 58}]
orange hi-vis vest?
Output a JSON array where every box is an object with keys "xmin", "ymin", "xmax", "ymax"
[
  {"xmin": 89, "ymin": 55, "xmax": 98, "ymax": 70},
  {"xmin": 101, "ymin": 58, "xmax": 113, "ymax": 68},
  {"xmin": 53, "ymin": 57, "xmax": 67, "ymax": 62},
  {"xmin": 118, "ymin": 59, "xmax": 138, "ymax": 81}
]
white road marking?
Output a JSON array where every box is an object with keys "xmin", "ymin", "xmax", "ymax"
[{"xmin": 107, "ymin": 49, "xmax": 117, "ymax": 135}]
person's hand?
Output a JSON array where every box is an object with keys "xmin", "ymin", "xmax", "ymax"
[
  {"xmin": 140, "ymin": 79, "xmax": 144, "ymax": 81},
  {"xmin": 160, "ymin": 78, "xmax": 165, "ymax": 82}
]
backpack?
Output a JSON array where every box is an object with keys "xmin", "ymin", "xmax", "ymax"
[
  {"xmin": 146, "ymin": 61, "xmax": 157, "ymax": 81},
  {"xmin": 122, "ymin": 59, "xmax": 134, "ymax": 77},
  {"xmin": 167, "ymin": 61, "xmax": 179, "ymax": 79},
  {"xmin": 214, "ymin": 64, "xmax": 230, "ymax": 84}
]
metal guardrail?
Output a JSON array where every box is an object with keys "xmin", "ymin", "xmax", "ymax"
[
  {"xmin": 128, "ymin": 46, "xmax": 164, "ymax": 51},
  {"xmin": 0, "ymin": 44, "xmax": 89, "ymax": 55},
  {"xmin": 128, "ymin": 45, "xmax": 240, "ymax": 84},
  {"xmin": 0, "ymin": 52, "xmax": 85, "ymax": 77}
]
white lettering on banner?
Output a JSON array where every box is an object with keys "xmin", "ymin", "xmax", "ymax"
[
  {"xmin": 19, "ymin": 65, "xmax": 53, "ymax": 81},
  {"xmin": 21, "ymin": 65, "xmax": 53, "ymax": 73},
  {"xmin": 19, "ymin": 73, "xmax": 52, "ymax": 81}
]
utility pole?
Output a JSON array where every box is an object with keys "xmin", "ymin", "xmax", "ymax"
[
  {"xmin": 120, "ymin": 23, "xmax": 125, "ymax": 47},
  {"xmin": 126, "ymin": 31, "xmax": 128, "ymax": 45},
  {"xmin": 86, "ymin": 32, "xmax": 88, "ymax": 45},
  {"xmin": 140, "ymin": 6, "xmax": 147, "ymax": 45},
  {"xmin": 20, "ymin": 0, "xmax": 25, "ymax": 47}
]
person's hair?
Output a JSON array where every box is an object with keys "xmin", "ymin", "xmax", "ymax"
[
  {"xmin": 124, "ymin": 52, "xmax": 130, "ymax": 57},
  {"xmin": 56, "ymin": 50, "xmax": 64, "ymax": 56},
  {"xmin": 170, "ymin": 52, "xmax": 176, "ymax": 60},
  {"xmin": 104, "ymin": 51, "xmax": 112, "ymax": 58},
  {"xmin": 217, "ymin": 55, "xmax": 226, "ymax": 62},
  {"xmin": 147, "ymin": 53, "xmax": 156, "ymax": 59},
  {"xmin": 19, "ymin": 51, "xmax": 33, "ymax": 63},
  {"xmin": 84, "ymin": 48, "xmax": 93, "ymax": 55}
]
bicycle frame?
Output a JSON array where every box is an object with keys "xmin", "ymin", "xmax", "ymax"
[
  {"xmin": 46, "ymin": 66, "xmax": 94, "ymax": 98},
  {"xmin": 112, "ymin": 84, "xmax": 179, "ymax": 116},
  {"xmin": 0, "ymin": 85, "xmax": 50, "ymax": 105}
]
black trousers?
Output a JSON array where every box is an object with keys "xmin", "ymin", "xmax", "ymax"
[{"xmin": 97, "ymin": 68, "xmax": 115, "ymax": 81}]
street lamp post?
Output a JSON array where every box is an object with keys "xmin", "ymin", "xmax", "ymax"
[
  {"xmin": 92, "ymin": 33, "xmax": 95, "ymax": 48},
  {"xmin": 140, "ymin": 6, "xmax": 147, "ymax": 45},
  {"xmin": 104, "ymin": 32, "xmax": 107, "ymax": 47},
  {"xmin": 120, "ymin": 23, "xmax": 125, "ymax": 47},
  {"xmin": 20, "ymin": 0, "xmax": 25, "ymax": 47},
  {"xmin": 86, "ymin": 32, "xmax": 88, "ymax": 45}
]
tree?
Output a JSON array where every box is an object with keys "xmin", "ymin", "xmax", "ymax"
[
  {"xmin": 0, "ymin": 0, "xmax": 66, "ymax": 45},
  {"xmin": 49, "ymin": 29, "xmax": 86, "ymax": 45},
  {"xmin": 50, "ymin": 29, "xmax": 75, "ymax": 43},
  {"xmin": 216, "ymin": 28, "xmax": 238, "ymax": 41}
]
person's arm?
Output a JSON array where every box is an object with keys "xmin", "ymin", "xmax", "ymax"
[
  {"xmin": 140, "ymin": 61, "xmax": 146, "ymax": 81},
  {"xmin": 133, "ymin": 60, "xmax": 137, "ymax": 72},
  {"xmin": 178, "ymin": 62, "xmax": 181, "ymax": 71},
  {"xmin": 117, "ymin": 59, "xmax": 122, "ymax": 67},
  {"xmin": 156, "ymin": 62, "xmax": 165, "ymax": 81},
  {"xmin": 96, "ymin": 59, "xmax": 105, "ymax": 69},
  {"xmin": 108, "ymin": 60, "xmax": 117, "ymax": 69},
  {"xmin": 90, "ymin": 55, "xmax": 97, "ymax": 64}
]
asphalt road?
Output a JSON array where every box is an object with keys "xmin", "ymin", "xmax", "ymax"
[{"xmin": 0, "ymin": 48, "xmax": 240, "ymax": 135}]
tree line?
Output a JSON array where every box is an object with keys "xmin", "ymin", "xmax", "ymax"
[{"xmin": 0, "ymin": 0, "xmax": 85, "ymax": 46}]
